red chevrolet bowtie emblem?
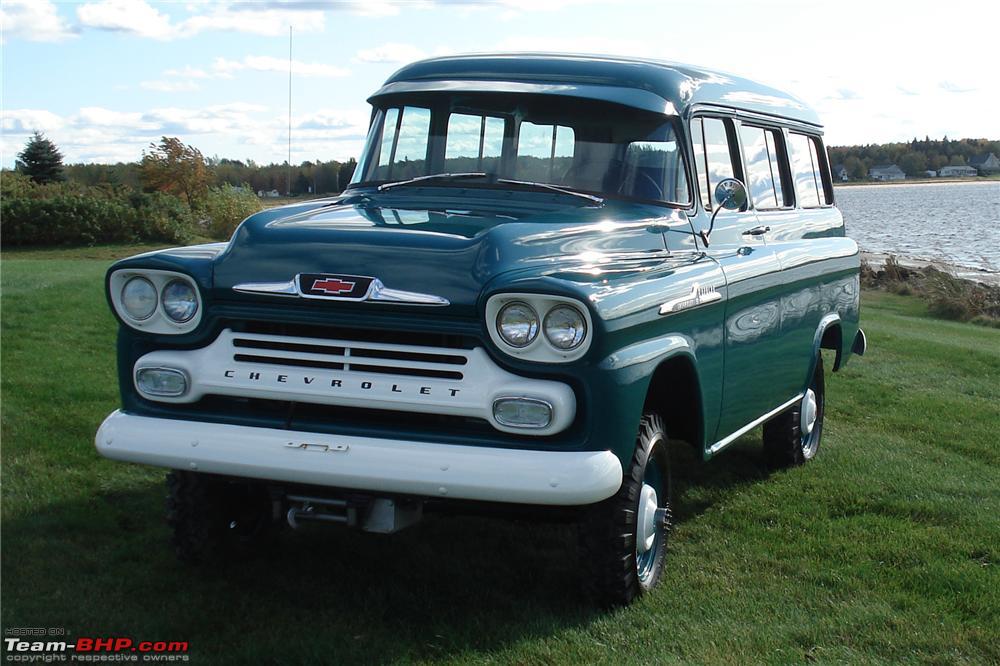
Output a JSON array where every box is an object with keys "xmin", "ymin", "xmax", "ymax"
[{"xmin": 311, "ymin": 278, "xmax": 356, "ymax": 294}]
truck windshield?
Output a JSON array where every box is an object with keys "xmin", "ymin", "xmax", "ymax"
[{"xmin": 350, "ymin": 94, "xmax": 691, "ymax": 207}]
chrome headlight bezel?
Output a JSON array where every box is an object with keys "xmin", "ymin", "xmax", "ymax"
[
  {"xmin": 109, "ymin": 269, "xmax": 203, "ymax": 334},
  {"xmin": 486, "ymin": 293, "xmax": 593, "ymax": 363},
  {"xmin": 495, "ymin": 301, "xmax": 540, "ymax": 348},
  {"xmin": 120, "ymin": 276, "xmax": 158, "ymax": 321},
  {"xmin": 161, "ymin": 279, "xmax": 199, "ymax": 323},
  {"xmin": 543, "ymin": 304, "xmax": 588, "ymax": 350}
]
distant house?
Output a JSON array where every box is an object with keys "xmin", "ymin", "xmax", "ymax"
[
  {"xmin": 923, "ymin": 170, "xmax": 937, "ymax": 178},
  {"xmin": 938, "ymin": 165, "xmax": 978, "ymax": 177},
  {"xmin": 258, "ymin": 189, "xmax": 282, "ymax": 198},
  {"xmin": 969, "ymin": 153, "xmax": 1000, "ymax": 174},
  {"xmin": 832, "ymin": 164, "xmax": 849, "ymax": 181},
  {"xmin": 869, "ymin": 164, "xmax": 905, "ymax": 181}
]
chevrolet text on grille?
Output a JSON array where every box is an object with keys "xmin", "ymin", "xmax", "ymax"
[{"xmin": 221, "ymin": 369, "xmax": 461, "ymax": 396}]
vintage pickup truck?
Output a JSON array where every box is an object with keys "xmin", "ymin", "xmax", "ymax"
[{"xmin": 96, "ymin": 54, "xmax": 865, "ymax": 606}]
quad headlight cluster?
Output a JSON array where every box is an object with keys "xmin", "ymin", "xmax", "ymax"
[
  {"xmin": 487, "ymin": 293, "xmax": 593, "ymax": 363},
  {"xmin": 110, "ymin": 269, "xmax": 202, "ymax": 334}
]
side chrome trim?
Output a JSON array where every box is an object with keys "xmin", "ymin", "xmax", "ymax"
[
  {"xmin": 233, "ymin": 275, "xmax": 449, "ymax": 306},
  {"xmin": 95, "ymin": 410, "xmax": 623, "ymax": 506},
  {"xmin": 708, "ymin": 393, "xmax": 804, "ymax": 455},
  {"xmin": 233, "ymin": 279, "xmax": 299, "ymax": 296},
  {"xmin": 659, "ymin": 282, "xmax": 722, "ymax": 315}
]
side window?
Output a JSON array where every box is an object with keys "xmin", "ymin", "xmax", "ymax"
[
  {"xmin": 740, "ymin": 124, "xmax": 790, "ymax": 210},
  {"xmin": 692, "ymin": 117, "xmax": 738, "ymax": 211},
  {"xmin": 515, "ymin": 122, "xmax": 575, "ymax": 182},
  {"xmin": 444, "ymin": 113, "xmax": 505, "ymax": 173},
  {"xmin": 372, "ymin": 106, "xmax": 430, "ymax": 181},
  {"xmin": 787, "ymin": 132, "xmax": 832, "ymax": 208},
  {"xmin": 690, "ymin": 119, "xmax": 711, "ymax": 209}
]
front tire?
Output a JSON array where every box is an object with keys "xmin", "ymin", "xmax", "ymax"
[
  {"xmin": 763, "ymin": 354, "xmax": 826, "ymax": 468},
  {"xmin": 166, "ymin": 471, "xmax": 277, "ymax": 563},
  {"xmin": 578, "ymin": 413, "xmax": 672, "ymax": 607}
]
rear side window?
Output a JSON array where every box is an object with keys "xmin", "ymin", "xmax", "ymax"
[
  {"xmin": 691, "ymin": 117, "xmax": 738, "ymax": 211},
  {"xmin": 787, "ymin": 132, "xmax": 832, "ymax": 207},
  {"xmin": 740, "ymin": 124, "xmax": 789, "ymax": 210}
]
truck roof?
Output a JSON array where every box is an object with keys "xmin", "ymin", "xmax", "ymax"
[{"xmin": 371, "ymin": 52, "xmax": 822, "ymax": 128}]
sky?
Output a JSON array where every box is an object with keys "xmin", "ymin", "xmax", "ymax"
[{"xmin": 2, "ymin": 0, "xmax": 997, "ymax": 168}]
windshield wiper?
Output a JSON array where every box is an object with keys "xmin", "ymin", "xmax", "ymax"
[
  {"xmin": 496, "ymin": 178, "xmax": 604, "ymax": 206},
  {"xmin": 376, "ymin": 172, "xmax": 487, "ymax": 192}
]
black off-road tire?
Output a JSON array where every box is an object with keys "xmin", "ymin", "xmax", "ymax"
[
  {"xmin": 166, "ymin": 471, "xmax": 277, "ymax": 564},
  {"xmin": 578, "ymin": 413, "xmax": 672, "ymax": 607},
  {"xmin": 763, "ymin": 354, "xmax": 825, "ymax": 468}
]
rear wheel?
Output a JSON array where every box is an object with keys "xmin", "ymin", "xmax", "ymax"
[
  {"xmin": 763, "ymin": 354, "xmax": 825, "ymax": 468},
  {"xmin": 578, "ymin": 413, "xmax": 672, "ymax": 607},
  {"xmin": 166, "ymin": 471, "xmax": 277, "ymax": 563}
]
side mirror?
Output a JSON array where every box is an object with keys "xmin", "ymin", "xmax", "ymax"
[
  {"xmin": 714, "ymin": 178, "xmax": 747, "ymax": 211},
  {"xmin": 699, "ymin": 178, "xmax": 748, "ymax": 248}
]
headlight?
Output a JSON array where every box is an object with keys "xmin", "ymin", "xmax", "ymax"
[
  {"xmin": 161, "ymin": 279, "xmax": 199, "ymax": 322},
  {"xmin": 543, "ymin": 305, "xmax": 587, "ymax": 350},
  {"xmin": 496, "ymin": 302, "xmax": 539, "ymax": 347},
  {"xmin": 121, "ymin": 277, "xmax": 157, "ymax": 321}
]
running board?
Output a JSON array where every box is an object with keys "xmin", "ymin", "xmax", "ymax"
[{"xmin": 708, "ymin": 393, "xmax": 804, "ymax": 455}]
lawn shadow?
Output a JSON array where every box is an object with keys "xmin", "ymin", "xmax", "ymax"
[
  {"xmin": 3, "ymin": 439, "xmax": 775, "ymax": 663},
  {"xmin": 669, "ymin": 430, "xmax": 775, "ymax": 523}
]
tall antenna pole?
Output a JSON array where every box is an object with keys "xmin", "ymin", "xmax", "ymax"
[{"xmin": 287, "ymin": 25, "xmax": 292, "ymax": 196}]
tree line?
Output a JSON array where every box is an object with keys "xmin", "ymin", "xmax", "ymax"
[
  {"xmin": 61, "ymin": 150, "xmax": 357, "ymax": 196},
  {"xmin": 5, "ymin": 133, "xmax": 280, "ymax": 247},
  {"xmin": 827, "ymin": 137, "xmax": 1000, "ymax": 179}
]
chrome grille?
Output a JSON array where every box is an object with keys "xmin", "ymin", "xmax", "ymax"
[{"xmin": 230, "ymin": 333, "xmax": 468, "ymax": 380}]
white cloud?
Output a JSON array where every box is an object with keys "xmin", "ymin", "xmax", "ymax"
[
  {"xmin": 75, "ymin": 107, "xmax": 147, "ymax": 128},
  {"xmin": 74, "ymin": 0, "xmax": 326, "ymax": 40},
  {"xmin": 164, "ymin": 66, "xmax": 212, "ymax": 79},
  {"xmin": 0, "ymin": 0, "xmax": 77, "ymax": 42},
  {"xmin": 212, "ymin": 55, "xmax": 349, "ymax": 78},
  {"xmin": 353, "ymin": 43, "xmax": 427, "ymax": 65},
  {"xmin": 1, "ymin": 109, "xmax": 67, "ymax": 133},
  {"xmin": 76, "ymin": 0, "xmax": 176, "ymax": 40},
  {"xmin": 938, "ymin": 81, "xmax": 977, "ymax": 94},
  {"xmin": 179, "ymin": 5, "xmax": 325, "ymax": 37},
  {"xmin": 140, "ymin": 80, "xmax": 202, "ymax": 92}
]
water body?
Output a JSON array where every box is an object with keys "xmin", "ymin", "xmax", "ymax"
[{"xmin": 835, "ymin": 181, "xmax": 1000, "ymax": 274}]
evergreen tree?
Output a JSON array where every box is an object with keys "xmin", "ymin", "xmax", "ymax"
[{"xmin": 17, "ymin": 131, "xmax": 65, "ymax": 184}]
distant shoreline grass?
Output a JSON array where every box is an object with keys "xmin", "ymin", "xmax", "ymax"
[
  {"xmin": 2, "ymin": 246, "xmax": 998, "ymax": 664},
  {"xmin": 834, "ymin": 175, "xmax": 1000, "ymax": 187}
]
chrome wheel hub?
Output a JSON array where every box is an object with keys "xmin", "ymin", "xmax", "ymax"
[
  {"xmin": 801, "ymin": 388, "xmax": 818, "ymax": 436},
  {"xmin": 637, "ymin": 483, "xmax": 658, "ymax": 554}
]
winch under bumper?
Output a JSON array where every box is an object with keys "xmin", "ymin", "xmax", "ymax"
[{"xmin": 96, "ymin": 410, "xmax": 623, "ymax": 506}]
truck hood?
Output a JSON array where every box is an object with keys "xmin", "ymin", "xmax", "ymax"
[{"xmin": 212, "ymin": 190, "xmax": 691, "ymax": 315}]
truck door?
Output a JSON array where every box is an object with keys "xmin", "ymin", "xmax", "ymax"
[{"xmin": 689, "ymin": 116, "xmax": 786, "ymax": 444}]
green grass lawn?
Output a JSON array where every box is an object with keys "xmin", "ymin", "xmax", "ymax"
[{"xmin": 2, "ymin": 247, "xmax": 998, "ymax": 664}]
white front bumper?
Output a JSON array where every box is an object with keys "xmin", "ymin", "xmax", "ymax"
[{"xmin": 95, "ymin": 411, "xmax": 623, "ymax": 506}]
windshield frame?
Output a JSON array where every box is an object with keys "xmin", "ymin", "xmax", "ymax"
[{"xmin": 348, "ymin": 94, "xmax": 695, "ymax": 210}]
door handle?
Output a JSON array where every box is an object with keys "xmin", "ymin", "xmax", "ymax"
[{"xmin": 742, "ymin": 225, "xmax": 770, "ymax": 236}]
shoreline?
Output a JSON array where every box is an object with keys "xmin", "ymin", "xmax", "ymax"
[
  {"xmin": 861, "ymin": 251, "xmax": 1000, "ymax": 287},
  {"xmin": 834, "ymin": 177, "xmax": 998, "ymax": 188}
]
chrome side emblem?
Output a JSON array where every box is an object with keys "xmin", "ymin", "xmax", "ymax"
[
  {"xmin": 285, "ymin": 442, "xmax": 349, "ymax": 453},
  {"xmin": 233, "ymin": 274, "xmax": 449, "ymax": 306},
  {"xmin": 659, "ymin": 283, "xmax": 722, "ymax": 315}
]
